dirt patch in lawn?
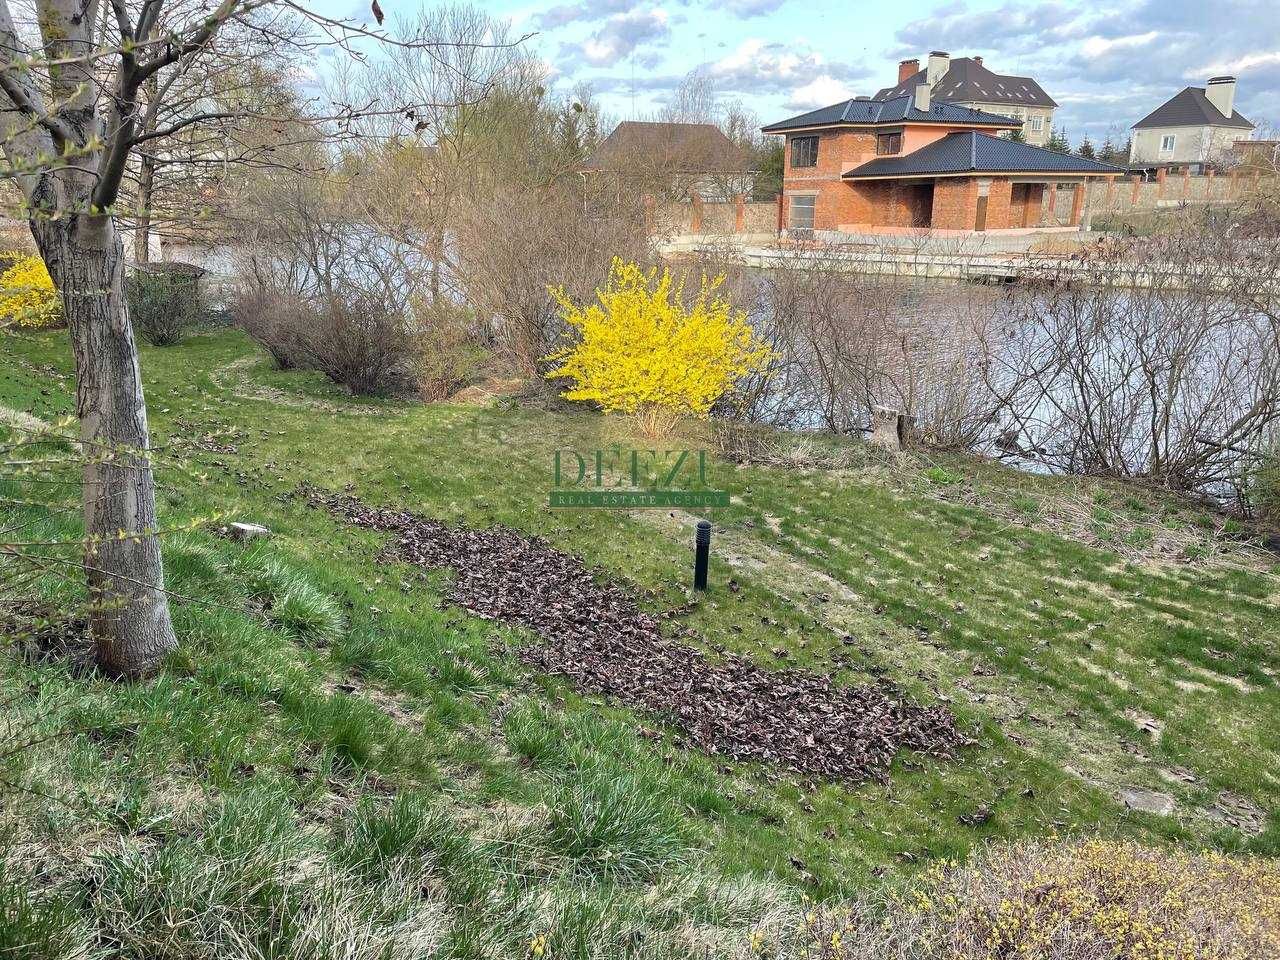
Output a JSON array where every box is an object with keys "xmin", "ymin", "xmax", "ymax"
[{"xmin": 305, "ymin": 487, "xmax": 966, "ymax": 782}]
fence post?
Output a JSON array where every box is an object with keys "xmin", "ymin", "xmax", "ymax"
[
  {"xmin": 734, "ymin": 194, "xmax": 746, "ymax": 233},
  {"xmin": 1229, "ymin": 169, "xmax": 1238, "ymax": 199},
  {"xmin": 1156, "ymin": 168, "xmax": 1166, "ymax": 200},
  {"xmin": 1206, "ymin": 167, "xmax": 1216, "ymax": 202},
  {"xmin": 1182, "ymin": 167, "xmax": 1191, "ymax": 199},
  {"xmin": 690, "ymin": 194, "xmax": 704, "ymax": 234},
  {"xmin": 1069, "ymin": 181, "xmax": 1086, "ymax": 227},
  {"xmin": 1130, "ymin": 174, "xmax": 1141, "ymax": 207}
]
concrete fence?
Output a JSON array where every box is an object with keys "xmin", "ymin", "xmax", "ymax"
[{"xmin": 652, "ymin": 196, "xmax": 779, "ymax": 237}]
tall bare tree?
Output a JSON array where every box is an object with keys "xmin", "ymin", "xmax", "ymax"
[{"xmin": 0, "ymin": 1, "xmax": 455, "ymax": 677}]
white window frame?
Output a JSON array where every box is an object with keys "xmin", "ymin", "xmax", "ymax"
[
  {"xmin": 788, "ymin": 194, "xmax": 816, "ymax": 234},
  {"xmin": 1030, "ymin": 116, "xmax": 1044, "ymax": 132},
  {"xmin": 1160, "ymin": 134, "xmax": 1176, "ymax": 154}
]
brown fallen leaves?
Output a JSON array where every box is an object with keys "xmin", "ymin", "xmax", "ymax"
[{"xmin": 308, "ymin": 487, "xmax": 965, "ymax": 782}]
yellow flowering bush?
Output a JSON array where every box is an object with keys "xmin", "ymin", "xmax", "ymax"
[
  {"xmin": 545, "ymin": 259, "xmax": 772, "ymax": 437},
  {"xmin": 0, "ymin": 252, "xmax": 62, "ymax": 330}
]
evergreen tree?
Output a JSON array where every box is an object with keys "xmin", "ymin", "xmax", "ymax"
[
  {"xmin": 1045, "ymin": 126, "xmax": 1071, "ymax": 153},
  {"xmin": 1078, "ymin": 135, "xmax": 1095, "ymax": 159},
  {"xmin": 1098, "ymin": 136, "xmax": 1117, "ymax": 164},
  {"xmin": 1007, "ymin": 126, "xmax": 1026, "ymax": 143}
]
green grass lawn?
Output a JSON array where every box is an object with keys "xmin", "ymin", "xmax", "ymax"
[{"xmin": 2, "ymin": 327, "xmax": 1278, "ymax": 958}]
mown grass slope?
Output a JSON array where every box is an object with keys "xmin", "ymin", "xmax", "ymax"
[{"xmin": 2, "ymin": 327, "xmax": 1278, "ymax": 958}]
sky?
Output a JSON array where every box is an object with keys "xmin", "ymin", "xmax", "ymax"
[{"xmin": 313, "ymin": 0, "xmax": 1279, "ymax": 145}]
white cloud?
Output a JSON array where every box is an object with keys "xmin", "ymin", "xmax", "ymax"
[
  {"xmin": 785, "ymin": 76, "xmax": 857, "ymax": 110},
  {"xmin": 1079, "ymin": 31, "xmax": 1159, "ymax": 58},
  {"xmin": 1191, "ymin": 50, "xmax": 1280, "ymax": 76},
  {"xmin": 574, "ymin": 7, "xmax": 671, "ymax": 67},
  {"xmin": 706, "ymin": 37, "xmax": 864, "ymax": 95}
]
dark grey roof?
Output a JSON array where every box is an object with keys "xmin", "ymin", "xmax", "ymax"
[
  {"xmin": 761, "ymin": 95, "xmax": 1018, "ymax": 133},
  {"xmin": 874, "ymin": 57, "xmax": 1057, "ymax": 108},
  {"xmin": 843, "ymin": 132, "xmax": 1126, "ymax": 179},
  {"xmin": 584, "ymin": 121, "xmax": 753, "ymax": 172},
  {"xmin": 1132, "ymin": 86, "xmax": 1254, "ymax": 130}
]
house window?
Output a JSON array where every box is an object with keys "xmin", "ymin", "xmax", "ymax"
[
  {"xmin": 790, "ymin": 135, "xmax": 818, "ymax": 168},
  {"xmin": 788, "ymin": 194, "xmax": 816, "ymax": 234},
  {"xmin": 1030, "ymin": 116, "xmax": 1044, "ymax": 132},
  {"xmin": 1160, "ymin": 134, "xmax": 1176, "ymax": 153},
  {"xmin": 876, "ymin": 132, "xmax": 903, "ymax": 155}
]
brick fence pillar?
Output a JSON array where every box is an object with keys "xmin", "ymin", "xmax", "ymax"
[
  {"xmin": 734, "ymin": 194, "xmax": 746, "ymax": 233},
  {"xmin": 1182, "ymin": 167, "xmax": 1191, "ymax": 199},
  {"xmin": 987, "ymin": 177, "xmax": 1012, "ymax": 229},
  {"xmin": 1069, "ymin": 181, "xmax": 1086, "ymax": 226},
  {"xmin": 1229, "ymin": 169, "xmax": 1238, "ymax": 199},
  {"xmin": 1156, "ymin": 167, "xmax": 1166, "ymax": 199},
  {"xmin": 690, "ymin": 194, "xmax": 704, "ymax": 233},
  {"xmin": 1206, "ymin": 167, "xmax": 1216, "ymax": 201},
  {"xmin": 642, "ymin": 194, "xmax": 655, "ymax": 234},
  {"xmin": 1130, "ymin": 174, "xmax": 1142, "ymax": 206},
  {"xmin": 1105, "ymin": 177, "xmax": 1115, "ymax": 208},
  {"xmin": 1023, "ymin": 183, "xmax": 1043, "ymax": 227},
  {"xmin": 776, "ymin": 194, "xmax": 785, "ymax": 234}
]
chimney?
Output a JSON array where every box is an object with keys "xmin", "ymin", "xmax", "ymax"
[
  {"xmin": 927, "ymin": 50, "xmax": 950, "ymax": 86},
  {"xmin": 1206, "ymin": 76, "xmax": 1237, "ymax": 119},
  {"xmin": 898, "ymin": 58, "xmax": 920, "ymax": 84},
  {"xmin": 914, "ymin": 82, "xmax": 931, "ymax": 113}
]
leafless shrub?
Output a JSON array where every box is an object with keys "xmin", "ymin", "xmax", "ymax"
[
  {"xmin": 303, "ymin": 291, "xmax": 416, "ymax": 398},
  {"xmin": 451, "ymin": 181, "xmax": 651, "ymax": 376},
  {"xmin": 993, "ymin": 207, "xmax": 1280, "ymax": 502},
  {"xmin": 697, "ymin": 244, "xmax": 1005, "ymax": 448},
  {"xmin": 411, "ymin": 301, "xmax": 490, "ymax": 402},
  {"xmin": 231, "ymin": 277, "xmax": 311, "ymax": 371}
]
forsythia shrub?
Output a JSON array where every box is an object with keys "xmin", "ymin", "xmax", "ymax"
[
  {"xmin": 0, "ymin": 252, "xmax": 61, "ymax": 330},
  {"xmin": 545, "ymin": 258, "xmax": 771, "ymax": 436}
]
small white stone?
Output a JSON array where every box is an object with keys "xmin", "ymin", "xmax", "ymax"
[{"xmin": 228, "ymin": 521, "xmax": 271, "ymax": 541}]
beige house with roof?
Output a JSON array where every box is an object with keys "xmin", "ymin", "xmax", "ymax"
[
  {"xmin": 1130, "ymin": 77, "xmax": 1255, "ymax": 175},
  {"xmin": 875, "ymin": 52, "xmax": 1057, "ymax": 145}
]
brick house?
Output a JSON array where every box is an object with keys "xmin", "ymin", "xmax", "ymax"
[
  {"xmin": 874, "ymin": 52, "xmax": 1056, "ymax": 146},
  {"xmin": 762, "ymin": 87, "xmax": 1123, "ymax": 236}
]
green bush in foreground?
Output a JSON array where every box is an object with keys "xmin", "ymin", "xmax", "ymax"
[{"xmin": 126, "ymin": 263, "xmax": 205, "ymax": 347}]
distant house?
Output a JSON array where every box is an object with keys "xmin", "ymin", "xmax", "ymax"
[
  {"xmin": 581, "ymin": 121, "xmax": 755, "ymax": 202},
  {"xmin": 874, "ymin": 52, "xmax": 1057, "ymax": 146},
  {"xmin": 762, "ymin": 86, "xmax": 1122, "ymax": 236},
  {"xmin": 1130, "ymin": 77, "xmax": 1254, "ymax": 175}
]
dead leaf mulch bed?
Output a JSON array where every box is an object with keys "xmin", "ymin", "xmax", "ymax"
[{"xmin": 306, "ymin": 488, "xmax": 965, "ymax": 782}]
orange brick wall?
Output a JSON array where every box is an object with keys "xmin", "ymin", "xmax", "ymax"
[
  {"xmin": 931, "ymin": 178, "xmax": 978, "ymax": 229},
  {"xmin": 986, "ymin": 177, "xmax": 1012, "ymax": 229},
  {"xmin": 782, "ymin": 129, "xmax": 878, "ymax": 230}
]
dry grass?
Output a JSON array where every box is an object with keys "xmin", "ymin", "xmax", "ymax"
[{"xmin": 754, "ymin": 838, "xmax": 1280, "ymax": 959}]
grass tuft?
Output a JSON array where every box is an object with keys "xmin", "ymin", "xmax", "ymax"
[{"xmin": 545, "ymin": 763, "xmax": 689, "ymax": 882}]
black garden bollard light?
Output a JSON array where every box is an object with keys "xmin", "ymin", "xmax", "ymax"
[{"xmin": 694, "ymin": 520, "xmax": 712, "ymax": 591}]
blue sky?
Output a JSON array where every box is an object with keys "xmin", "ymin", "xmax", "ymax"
[{"xmin": 314, "ymin": 0, "xmax": 1278, "ymax": 144}]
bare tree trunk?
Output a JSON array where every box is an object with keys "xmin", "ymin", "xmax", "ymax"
[
  {"xmin": 135, "ymin": 153, "xmax": 155, "ymax": 265},
  {"xmin": 33, "ymin": 213, "xmax": 178, "ymax": 677}
]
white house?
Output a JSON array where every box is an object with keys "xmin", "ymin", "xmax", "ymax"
[{"xmin": 1130, "ymin": 76, "xmax": 1254, "ymax": 175}]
